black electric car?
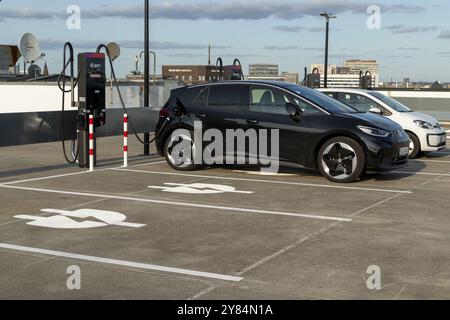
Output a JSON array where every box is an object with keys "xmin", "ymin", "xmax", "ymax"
[{"xmin": 155, "ymin": 81, "xmax": 410, "ymax": 183}]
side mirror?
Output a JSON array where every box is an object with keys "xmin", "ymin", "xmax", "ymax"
[
  {"xmin": 285, "ymin": 103, "xmax": 302, "ymax": 122},
  {"xmin": 369, "ymin": 106, "xmax": 383, "ymax": 115}
]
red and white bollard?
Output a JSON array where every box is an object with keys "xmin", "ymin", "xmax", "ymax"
[
  {"xmin": 89, "ymin": 115, "xmax": 95, "ymax": 172},
  {"xmin": 123, "ymin": 114, "xmax": 128, "ymax": 168}
]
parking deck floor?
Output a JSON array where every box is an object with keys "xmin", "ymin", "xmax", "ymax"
[{"xmin": 0, "ymin": 136, "xmax": 449, "ymax": 299}]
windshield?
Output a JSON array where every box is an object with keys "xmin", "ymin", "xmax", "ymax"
[
  {"xmin": 284, "ymin": 84, "xmax": 359, "ymax": 114},
  {"xmin": 368, "ymin": 92, "xmax": 413, "ymax": 113}
]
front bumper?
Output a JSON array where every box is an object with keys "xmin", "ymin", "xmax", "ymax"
[
  {"xmin": 418, "ymin": 128, "xmax": 447, "ymax": 152},
  {"xmin": 426, "ymin": 132, "xmax": 447, "ymax": 150},
  {"xmin": 365, "ymin": 136, "xmax": 410, "ymax": 172}
]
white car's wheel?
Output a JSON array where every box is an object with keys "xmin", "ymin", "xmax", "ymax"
[{"xmin": 407, "ymin": 132, "xmax": 421, "ymax": 159}]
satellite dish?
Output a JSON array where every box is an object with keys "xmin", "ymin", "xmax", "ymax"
[
  {"xmin": 107, "ymin": 42, "xmax": 121, "ymax": 61},
  {"xmin": 19, "ymin": 33, "xmax": 42, "ymax": 64}
]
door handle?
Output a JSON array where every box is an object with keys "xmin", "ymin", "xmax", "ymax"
[
  {"xmin": 246, "ymin": 119, "xmax": 259, "ymax": 125},
  {"xmin": 195, "ymin": 113, "xmax": 207, "ymax": 119}
]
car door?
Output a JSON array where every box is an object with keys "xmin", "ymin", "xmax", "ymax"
[
  {"xmin": 241, "ymin": 84, "xmax": 312, "ymax": 165},
  {"xmin": 189, "ymin": 84, "xmax": 247, "ymax": 163}
]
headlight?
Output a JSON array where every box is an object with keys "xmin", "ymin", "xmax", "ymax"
[
  {"xmin": 358, "ymin": 126, "xmax": 391, "ymax": 138},
  {"xmin": 414, "ymin": 120, "xmax": 433, "ymax": 129}
]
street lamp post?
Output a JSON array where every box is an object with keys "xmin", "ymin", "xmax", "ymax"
[
  {"xmin": 320, "ymin": 12, "xmax": 336, "ymax": 88},
  {"xmin": 144, "ymin": 0, "xmax": 150, "ymax": 155}
]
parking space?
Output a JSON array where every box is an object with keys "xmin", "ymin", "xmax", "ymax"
[{"xmin": 0, "ymin": 138, "xmax": 450, "ymax": 299}]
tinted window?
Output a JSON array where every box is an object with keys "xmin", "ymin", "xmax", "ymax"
[
  {"xmin": 192, "ymin": 87, "xmax": 208, "ymax": 108},
  {"xmin": 208, "ymin": 85, "xmax": 243, "ymax": 107},
  {"xmin": 335, "ymin": 93, "xmax": 380, "ymax": 112},
  {"xmin": 368, "ymin": 92, "xmax": 413, "ymax": 113},
  {"xmin": 249, "ymin": 86, "xmax": 320, "ymax": 115},
  {"xmin": 283, "ymin": 84, "xmax": 359, "ymax": 114},
  {"xmin": 177, "ymin": 87, "xmax": 203, "ymax": 107}
]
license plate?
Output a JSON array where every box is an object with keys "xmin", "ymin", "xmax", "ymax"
[{"xmin": 399, "ymin": 147, "xmax": 409, "ymax": 156}]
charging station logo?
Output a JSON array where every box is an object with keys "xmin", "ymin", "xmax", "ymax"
[{"xmin": 15, "ymin": 209, "xmax": 145, "ymax": 229}]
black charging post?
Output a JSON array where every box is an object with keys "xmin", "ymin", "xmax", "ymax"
[{"xmin": 77, "ymin": 52, "xmax": 107, "ymax": 169}]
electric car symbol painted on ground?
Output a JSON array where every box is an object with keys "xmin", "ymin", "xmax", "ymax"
[{"xmin": 156, "ymin": 81, "xmax": 410, "ymax": 183}]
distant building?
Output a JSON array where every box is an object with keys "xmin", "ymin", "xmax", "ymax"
[
  {"xmin": 281, "ymin": 72, "xmax": 299, "ymax": 84},
  {"xmin": 249, "ymin": 64, "xmax": 279, "ymax": 77},
  {"xmin": 431, "ymin": 81, "xmax": 444, "ymax": 89},
  {"xmin": 337, "ymin": 67, "xmax": 351, "ymax": 75},
  {"xmin": 319, "ymin": 74, "xmax": 377, "ymax": 88},
  {"xmin": 343, "ymin": 59, "xmax": 379, "ymax": 76},
  {"xmin": 162, "ymin": 65, "xmax": 218, "ymax": 85}
]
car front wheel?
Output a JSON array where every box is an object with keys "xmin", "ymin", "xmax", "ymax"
[
  {"xmin": 318, "ymin": 137, "xmax": 366, "ymax": 183},
  {"xmin": 407, "ymin": 132, "xmax": 421, "ymax": 159}
]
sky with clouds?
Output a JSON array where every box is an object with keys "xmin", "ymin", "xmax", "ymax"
[{"xmin": 1, "ymin": 0, "xmax": 450, "ymax": 82}]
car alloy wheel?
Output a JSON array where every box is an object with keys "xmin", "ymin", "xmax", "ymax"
[
  {"xmin": 322, "ymin": 143, "xmax": 357, "ymax": 180},
  {"xmin": 318, "ymin": 137, "xmax": 366, "ymax": 183},
  {"xmin": 164, "ymin": 130, "xmax": 198, "ymax": 171}
]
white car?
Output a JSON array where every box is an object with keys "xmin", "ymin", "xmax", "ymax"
[{"xmin": 319, "ymin": 88, "xmax": 447, "ymax": 158}]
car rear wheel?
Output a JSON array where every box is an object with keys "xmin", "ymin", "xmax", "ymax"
[
  {"xmin": 407, "ymin": 132, "xmax": 421, "ymax": 159},
  {"xmin": 318, "ymin": 137, "xmax": 366, "ymax": 183},
  {"xmin": 164, "ymin": 129, "xmax": 199, "ymax": 171}
]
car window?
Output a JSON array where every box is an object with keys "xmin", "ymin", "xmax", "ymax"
[
  {"xmin": 208, "ymin": 85, "xmax": 243, "ymax": 107},
  {"xmin": 284, "ymin": 84, "xmax": 358, "ymax": 114},
  {"xmin": 335, "ymin": 93, "xmax": 379, "ymax": 113},
  {"xmin": 249, "ymin": 86, "xmax": 320, "ymax": 115},
  {"xmin": 368, "ymin": 92, "xmax": 413, "ymax": 113},
  {"xmin": 177, "ymin": 87, "xmax": 204, "ymax": 107},
  {"xmin": 192, "ymin": 87, "xmax": 208, "ymax": 108}
]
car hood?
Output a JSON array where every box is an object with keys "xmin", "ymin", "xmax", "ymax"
[
  {"xmin": 337, "ymin": 112, "xmax": 401, "ymax": 131},
  {"xmin": 396, "ymin": 111, "xmax": 440, "ymax": 126}
]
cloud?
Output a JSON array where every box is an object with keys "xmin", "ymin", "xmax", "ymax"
[
  {"xmin": 263, "ymin": 45, "xmax": 299, "ymax": 50},
  {"xmin": 437, "ymin": 30, "xmax": 450, "ymax": 39},
  {"xmin": 40, "ymin": 39, "xmax": 224, "ymax": 51},
  {"xmin": 0, "ymin": 1, "xmax": 426, "ymax": 21},
  {"xmin": 397, "ymin": 47, "xmax": 426, "ymax": 51},
  {"xmin": 272, "ymin": 25, "xmax": 340, "ymax": 33},
  {"xmin": 271, "ymin": 25, "xmax": 306, "ymax": 32},
  {"xmin": 385, "ymin": 25, "xmax": 439, "ymax": 34}
]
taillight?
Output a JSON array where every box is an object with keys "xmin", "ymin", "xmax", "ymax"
[{"xmin": 159, "ymin": 108, "xmax": 170, "ymax": 118}]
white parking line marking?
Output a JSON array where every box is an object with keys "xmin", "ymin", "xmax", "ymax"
[
  {"xmin": 3, "ymin": 171, "xmax": 94, "ymax": 185},
  {"xmin": 412, "ymin": 159, "xmax": 450, "ymax": 164},
  {"xmin": 0, "ymin": 243, "xmax": 243, "ymax": 282},
  {"xmin": 0, "ymin": 185, "xmax": 352, "ymax": 222},
  {"xmin": 2, "ymin": 160, "xmax": 167, "ymax": 186},
  {"xmin": 112, "ymin": 168, "xmax": 412, "ymax": 194},
  {"xmin": 131, "ymin": 161, "xmax": 168, "ymax": 168},
  {"xmin": 393, "ymin": 171, "xmax": 450, "ymax": 177}
]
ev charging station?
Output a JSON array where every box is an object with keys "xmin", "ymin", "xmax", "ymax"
[
  {"xmin": 304, "ymin": 67, "xmax": 321, "ymax": 88},
  {"xmin": 77, "ymin": 52, "xmax": 107, "ymax": 168},
  {"xmin": 59, "ymin": 43, "xmax": 109, "ymax": 170},
  {"xmin": 214, "ymin": 57, "xmax": 245, "ymax": 82},
  {"xmin": 359, "ymin": 71, "xmax": 373, "ymax": 90}
]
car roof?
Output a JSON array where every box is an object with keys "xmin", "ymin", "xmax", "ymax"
[
  {"xmin": 318, "ymin": 88, "xmax": 371, "ymax": 94},
  {"xmin": 188, "ymin": 80, "xmax": 296, "ymax": 89}
]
